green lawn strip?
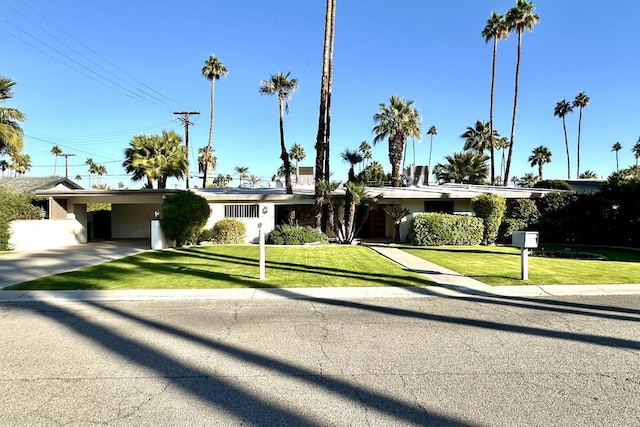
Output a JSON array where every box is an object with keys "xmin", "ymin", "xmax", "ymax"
[
  {"xmin": 6, "ymin": 245, "xmax": 433, "ymax": 290},
  {"xmin": 401, "ymin": 245, "xmax": 640, "ymax": 286}
]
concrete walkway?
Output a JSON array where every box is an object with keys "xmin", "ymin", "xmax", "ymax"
[{"xmin": 1, "ymin": 241, "xmax": 640, "ymax": 302}]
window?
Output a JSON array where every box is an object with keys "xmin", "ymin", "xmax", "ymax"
[
  {"xmin": 224, "ymin": 204, "xmax": 259, "ymax": 218},
  {"xmin": 424, "ymin": 201, "xmax": 454, "ymax": 214}
]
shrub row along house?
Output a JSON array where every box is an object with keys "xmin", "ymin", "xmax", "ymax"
[{"xmin": 1, "ymin": 176, "xmax": 556, "ymax": 251}]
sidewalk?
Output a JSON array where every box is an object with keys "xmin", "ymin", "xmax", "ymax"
[{"xmin": 2, "ymin": 242, "xmax": 640, "ymax": 302}]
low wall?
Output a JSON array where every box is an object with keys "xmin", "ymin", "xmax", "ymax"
[{"xmin": 9, "ymin": 218, "xmax": 86, "ymax": 251}]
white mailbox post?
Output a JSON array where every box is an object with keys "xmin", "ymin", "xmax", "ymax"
[
  {"xmin": 258, "ymin": 205, "xmax": 268, "ymax": 280},
  {"xmin": 512, "ymin": 231, "xmax": 539, "ymax": 280}
]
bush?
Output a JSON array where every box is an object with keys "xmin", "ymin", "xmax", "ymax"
[
  {"xmin": 498, "ymin": 218, "xmax": 528, "ymax": 243},
  {"xmin": 471, "ymin": 193, "xmax": 506, "ymax": 245},
  {"xmin": 0, "ymin": 188, "xmax": 43, "ymax": 251},
  {"xmin": 408, "ymin": 213, "xmax": 483, "ymax": 246},
  {"xmin": 268, "ymin": 224, "xmax": 328, "ymax": 245},
  {"xmin": 506, "ymin": 199, "xmax": 540, "ymax": 224},
  {"xmin": 533, "ymin": 179, "xmax": 572, "ymax": 190},
  {"xmin": 161, "ymin": 191, "xmax": 210, "ymax": 247},
  {"xmin": 210, "ymin": 218, "xmax": 246, "ymax": 244}
]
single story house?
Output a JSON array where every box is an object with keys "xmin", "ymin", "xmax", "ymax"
[{"xmin": 0, "ymin": 177, "xmax": 556, "ymax": 251}]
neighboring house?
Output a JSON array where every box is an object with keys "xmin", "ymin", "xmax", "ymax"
[
  {"xmin": 561, "ymin": 179, "xmax": 606, "ymax": 193},
  {"xmin": 5, "ymin": 178, "xmax": 555, "ymax": 251}
]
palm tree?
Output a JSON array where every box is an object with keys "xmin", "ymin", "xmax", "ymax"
[
  {"xmin": 495, "ymin": 135, "xmax": 510, "ymax": 182},
  {"xmin": 426, "ymin": 125, "xmax": 437, "ymax": 185},
  {"xmin": 197, "ymin": 146, "xmax": 217, "ymax": 187},
  {"xmin": 528, "ymin": 145, "xmax": 552, "ymax": 180},
  {"xmin": 341, "ymin": 148, "xmax": 363, "ymax": 182},
  {"xmin": 631, "ymin": 138, "xmax": 640, "ymax": 170},
  {"xmin": 50, "ymin": 145, "xmax": 62, "ymax": 176},
  {"xmin": 74, "ymin": 174, "xmax": 82, "ymax": 181},
  {"xmin": 579, "ymin": 170, "xmax": 598, "ymax": 179},
  {"xmin": 0, "ymin": 159, "xmax": 8, "ymax": 176},
  {"xmin": 249, "ymin": 175, "xmax": 262, "ymax": 188},
  {"xmin": 516, "ymin": 172, "xmax": 539, "ymax": 188},
  {"xmin": 122, "ymin": 130, "xmax": 187, "ymax": 189},
  {"xmin": 434, "ymin": 151, "xmax": 489, "ymax": 184},
  {"xmin": 554, "ymin": 99, "xmax": 574, "ymax": 179},
  {"xmin": 234, "ymin": 165, "xmax": 249, "ymax": 187},
  {"xmin": 289, "ymin": 143, "xmax": 306, "ymax": 183},
  {"xmin": 259, "ymin": 72, "xmax": 298, "ymax": 194},
  {"xmin": 10, "ymin": 152, "xmax": 30, "ymax": 176},
  {"xmin": 383, "ymin": 205, "xmax": 411, "ymax": 243},
  {"xmin": 314, "ymin": 0, "xmax": 337, "ymax": 229},
  {"xmin": 372, "ymin": 95, "xmax": 422, "ymax": 187},
  {"xmin": 460, "ymin": 121, "xmax": 499, "ymax": 153},
  {"xmin": 0, "ymin": 76, "xmax": 26, "ymax": 157},
  {"xmin": 503, "ymin": 0, "xmax": 539, "ymax": 186},
  {"xmin": 572, "ymin": 91, "xmax": 590, "ymax": 178},
  {"xmin": 358, "ymin": 141, "xmax": 372, "ymax": 170},
  {"xmin": 85, "ymin": 157, "xmax": 97, "ymax": 188},
  {"xmin": 611, "ymin": 142, "xmax": 622, "ymax": 172},
  {"xmin": 201, "ymin": 55, "xmax": 227, "ymax": 187},
  {"xmin": 95, "ymin": 164, "xmax": 107, "ymax": 187},
  {"xmin": 482, "ymin": 12, "xmax": 509, "ymax": 186}
]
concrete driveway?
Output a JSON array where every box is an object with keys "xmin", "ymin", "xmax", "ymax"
[{"xmin": 0, "ymin": 240, "xmax": 149, "ymax": 289}]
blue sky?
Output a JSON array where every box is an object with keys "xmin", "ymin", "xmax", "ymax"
[{"xmin": 2, "ymin": 0, "xmax": 639, "ymax": 188}]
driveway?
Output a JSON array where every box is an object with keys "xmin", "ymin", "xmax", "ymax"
[{"xmin": 0, "ymin": 240, "xmax": 149, "ymax": 289}]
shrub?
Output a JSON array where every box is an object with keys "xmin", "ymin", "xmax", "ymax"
[
  {"xmin": 471, "ymin": 193, "xmax": 506, "ymax": 245},
  {"xmin": 210, "ymin": 218, "xmax": 246, "ymax": 244},
  {"xmin": 0, "ymin": 188, "xmax": 43, "ymax": 251},
  {"xmin": 506, "ymin": 199, "xmax": 540, "ymax": 224},
  {"xmin": 268, "ymin": 224, "xmax": 328, "ymax": 245},
  {"xmin": 498, "ymin": 218, "xmax": 528, "ymax": 243},
  {"xmin": 533, "ymin": 179, "xmax": 572, "ymax": 190},
  {"xmin": 408, "ymin": 213, "xmax": 483, "ymax": 246},
  {"xmin": 161, "ymin": 191, "xmax": 210, "ymax": 247}
]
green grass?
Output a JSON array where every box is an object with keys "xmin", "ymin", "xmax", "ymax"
[
  {"xmin": 401, "ymin": 245, "xmax": 640, "ymax": 286},
  {"xmin": 6, "ymin": 245, "xmax": 433, "ymax": 290}
]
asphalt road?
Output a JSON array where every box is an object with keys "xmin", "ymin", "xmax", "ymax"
[{"xmin": 1, "ymin": 293, "xmax": 639, "ymax": 426}]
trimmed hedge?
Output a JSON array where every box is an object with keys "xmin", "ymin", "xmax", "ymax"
[
  {"xmin": 268, "ymin": 224, "xmax": 328, "ymax": 245},
  {"xmin": 471, "ymin": 193, "xmax": 506, "ymax": 245},
  {"xmin": 210, "ymin": 218, "xmax": 246, "ymax": 244},
  {"xmin": 161, "ymin": 191, "xmax": 210, "ymax": 247},
  {"xmin": 408, "ymin": 213, "xmax": 483, "ymax": 246},
  {"xmin": 0, "ymin": 188, "xmax": 43, "ymax": 251}
]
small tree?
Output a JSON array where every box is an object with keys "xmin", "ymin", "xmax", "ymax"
[
  {"xmin": 161, "ymin": 191, "xmax": 210, "ymax": 247},
  {"xmin": 471, "ymin": 193, "xmax": 506, "ymax": 245},
  {"xmin": 383, "ymin": 205, "xmax": 411, "ymax": 243},
  {"xmin": 0, "ymin": 188, "xmax": 42, "ymax": 250}
]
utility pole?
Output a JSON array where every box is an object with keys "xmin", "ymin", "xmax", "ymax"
[
  {"xmin": 60, "ymin": 153, "xmax": 75, "ymax": 179},
  {"xmin": 173, "ymin": 111, "xmax": 200, "ymax": 189}
]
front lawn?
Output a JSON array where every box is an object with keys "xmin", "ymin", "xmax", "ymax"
[
  {"xmin": 6, "ymin": 245, "xmax": 432, "ymax": 290},
  {"xmin": 401, "ymin": 245, "xmax": 640, "ymax": 286}
]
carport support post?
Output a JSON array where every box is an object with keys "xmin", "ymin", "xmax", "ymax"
[{"xmin": 521, "ymin": 249, "xmax": 529, "ymax": 281}]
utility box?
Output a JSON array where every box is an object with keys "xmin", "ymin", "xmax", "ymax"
[{"xmin": 512, "ymin": 231, "xmax": 539, "ymax": 249}]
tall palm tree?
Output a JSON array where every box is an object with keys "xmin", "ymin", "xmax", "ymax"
[
  {"xmin": 460, "ymin": 121, "xmax": 499, "ymax": 153},
  {"xmin": 434, "ymin": 151, "xmax": 489, "ymax": 184},
  {"xmin": 0, "ymin": 76, "xmax": 26, "ymax": 157},
  {"xmin": 426, "ymin": 125, "xmax": 437, "ymax": 185},
  {"xmin": 495, "ymin": 135, "xmax": 510, "ymax": 181},
  {"xmin": 372, "ymin": 95, "xmax": 422, "ymax": 187},
  {"xmin": 528, "ymin": 145, "xmax": 552, "ymax": 179},
  {"xmin": 503, "ymin": 0, "xmax": 539, "ymax": 186},
  {"xmin": 234, "ymin": 165, "xmax": 249, "ymax": 187},
  {"xmin": 358, "ymin": 140, "xmax": 372, "ymax": 170},
  {"xmin": 95, "ymin": 164, "xmax": 107, "ymax": 187},
  {"xmin": 341, "ymin": 148, "xmax": 363, "ymax": 182},
  {"xmin": 50, "ymin": 145, "xmax": 62, "ymax": 176},
  {"xmin": 201, "ymin": 55, "xmax": 227, "ymax": 188},
  {"xmin": 482, "ymin": 12, "xmax": 509, "ymax": 186},
  {"xmin": 631, "ymin": 138, "xmax": 640, "ymax": 170},
  {"xmin": 289, "ymin": 143, "xmax": 306, "ymax": 183},
  {"xmin": 554, "ymin": 99, "xmax": 574, "ymax": 179},
  {"xmin": 197, "ymin": 146, "xmax": 217, "ymax": 187},
  {"xmin": 314, "ymin": 0, "xmax": 337, "ymax": 229},
  {"xmin": 611, "ymin": 142, "xmax": 622, "ymax": 172},
  {"xmin": 572, "ymin": 91, "xmax": 590, "ymax": 178},
  {"xmin": 259, "ymin": 71, "xmax": 298, "ymax": 194}
]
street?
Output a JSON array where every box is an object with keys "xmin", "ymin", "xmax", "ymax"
[{"xmin": 1, "ymin": 292, "xmax": 639, "ymax": 426}]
